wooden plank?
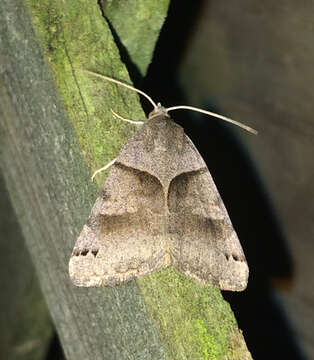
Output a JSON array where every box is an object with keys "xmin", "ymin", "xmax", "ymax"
[
  {"xmin": 0, "ymin": 0, "xmax": 252, "ymax": 359},
  {"xmin": 0, "ymin": 173, "xmax": 53, "ymax": 360}
]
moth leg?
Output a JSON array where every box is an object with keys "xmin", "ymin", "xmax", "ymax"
[
  {"xmin": 111, "ymin": 109, "xmax": 144, "ymax": 125},
  {"xmin": 91, "ymin": 158, "xmax": 116, "ymax": 182}
]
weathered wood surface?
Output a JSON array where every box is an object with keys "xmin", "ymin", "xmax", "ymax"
[
  {"xmin": 0, "ymin": 0, "xmax": 252, "ymax": 359},
  {"xmin": 0, "ymin": 173, "xmax": 53, "ymax": 360}
]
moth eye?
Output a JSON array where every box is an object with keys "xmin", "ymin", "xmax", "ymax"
[
  {"xmin": 80, "ymin": 249, "xmax": 89, "ymax": 256},
  {"xmin": 224, "ymin": 253, "xmax": 229, "ymax": 260}
]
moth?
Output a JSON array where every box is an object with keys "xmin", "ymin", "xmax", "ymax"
[{"xmin": 69, "ymin": 71, "xmax": 257, "ymax": 291}]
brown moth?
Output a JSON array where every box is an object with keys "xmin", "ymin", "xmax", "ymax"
[{"xmin": 69, "ymin": 72, "xmax": 256, "ymax": 291}]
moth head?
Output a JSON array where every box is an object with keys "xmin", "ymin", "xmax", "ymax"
[{"xmin": 148, "ymin": 103, "xmax": 170, "ymax": 120}]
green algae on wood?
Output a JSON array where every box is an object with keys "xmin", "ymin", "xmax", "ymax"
[
  {"xmin": 27, "ymin": 0, "xmax": 145, "ymax": 187},
  {"xmin": 104, "ymin": 0, "xmax": 171, "ymax": 75},
  {"xmin": 139, "ymin": 268, "xmax": 252, "ymax": 360}
]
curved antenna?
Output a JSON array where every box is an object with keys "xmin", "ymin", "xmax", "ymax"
[
  {"xmin": 167, "ymin": 105, "xmax": 258, "ymax": 135},
  {"xmin": 83, "ymin": 70, "xmax": 257, "ymax": 135},
  {"xmin": 83, "ymin": 70, "xmax": 157, "ymax": 109}
]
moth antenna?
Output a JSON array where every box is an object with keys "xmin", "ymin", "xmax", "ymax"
[
  {"xmin": 111, "ymin": 109, "xmax": 144, "ymax": 125},
  {"xmin": 83, "ymin": 70, "xmax": 256, "ymax": 134},
  {"xmin": 83, "ymin": 70, "xmax": 158, "ymax": 109},
  {"xmin": 166, "ymin": 105, "xmax": 258, "ymax": 135},
  {"xmin": 91, "ymin": 158, "xmax": 117, "ymax": 181}
]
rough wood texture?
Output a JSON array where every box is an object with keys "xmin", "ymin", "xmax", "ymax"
[
  {"xmin": 0, "ymin": 0, "xmax": 252, "ymax": 359},
  {"xmin": 0, "ymin": 174, "xmax": 53, "ymax": 360}
]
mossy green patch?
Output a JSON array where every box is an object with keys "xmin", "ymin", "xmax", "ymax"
[
  {"xmin": 139, "ymin": 268, "xmax": 247, "ymax": 360},
  {"xmin": 105, "ymin": 0, "xmax": 170, "ymax": 75},
  {"xmin": 26, "ymin": 0, "xmax": 145, "ymax": 187}
]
